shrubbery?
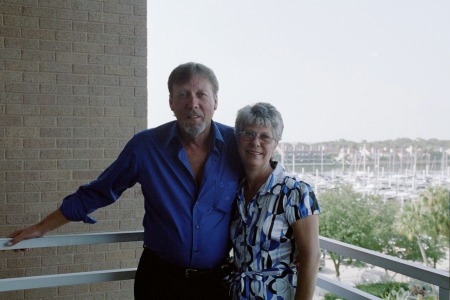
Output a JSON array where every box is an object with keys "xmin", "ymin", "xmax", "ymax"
[{"xmin": 324, "ymin": 282, "xmax": 409, "ymax": 300}]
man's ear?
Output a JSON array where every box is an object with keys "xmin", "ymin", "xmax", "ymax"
[
  {"xmin": 214, "ymin": 95, "xmax": 218, "ymax": 110},
  {"xmin": 169, "ymin": 95, "xmax": 174, "ymax": 111}
]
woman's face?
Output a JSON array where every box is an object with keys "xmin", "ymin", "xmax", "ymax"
[{"xmin": 237, "ymin": 123, "xmax": 277, "ymax": 170}]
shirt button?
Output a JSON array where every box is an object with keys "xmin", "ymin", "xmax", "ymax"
[{"xmin": 195, "ymin": 225, "xmax": 200, "ymax": 229}]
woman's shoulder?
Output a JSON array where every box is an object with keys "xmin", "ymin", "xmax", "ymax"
[
  {"xmin": 278, "ymin": 169, "xmax": 313, "ymax": 192},
  {"xmin": 271, "ymin": 162, "xmax": 315, "ymax": 195}
]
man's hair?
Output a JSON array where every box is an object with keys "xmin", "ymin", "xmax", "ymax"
[{"xmin": 168, "ymin": 62, "xmax": 219, "ymax": 96}]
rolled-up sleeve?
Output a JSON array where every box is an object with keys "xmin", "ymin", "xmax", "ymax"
[{"xmin": 59, "ymin": 139, "xmax": 139, "ymax": 223}]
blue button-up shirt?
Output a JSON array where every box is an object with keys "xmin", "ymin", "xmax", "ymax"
[{"xmin": 59, "ymin": 121, "xmax": 241, "ymax": 269}]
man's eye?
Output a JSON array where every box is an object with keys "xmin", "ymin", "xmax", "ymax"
[{"xmin": 177, "ymin": 92, "xmax": 187, "ymax": 98}]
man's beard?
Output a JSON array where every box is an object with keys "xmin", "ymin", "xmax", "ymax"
[
  {"xmin": 183, "ymin": 121, "xmax": 206, "ymax": 137},
  {"xmin": 182, "ymin": 110, "xmax": 206, "ymax": 137}
]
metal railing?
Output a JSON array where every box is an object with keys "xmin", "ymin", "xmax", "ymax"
[{"xmin": 1, "ymin": 232, "xmax": 449, "ymax": 300}]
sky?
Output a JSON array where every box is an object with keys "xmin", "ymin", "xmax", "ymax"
[{"xmin": 146, "ymin": 0, "xmax": 450, "ymax": 144}]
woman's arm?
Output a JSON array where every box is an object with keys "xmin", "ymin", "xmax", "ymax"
[{"xmin": 292, "ymin": 214, "xmax": 321, "ymax": 300}]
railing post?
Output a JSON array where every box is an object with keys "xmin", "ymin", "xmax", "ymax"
[{"xmin": 440, "ymin": 287, "xmax": 450, "ymax": 300}]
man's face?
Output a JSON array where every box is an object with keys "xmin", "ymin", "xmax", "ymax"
[{"xmin": 169, "ymin": 75, "xmax": 218, "ymax": 137}]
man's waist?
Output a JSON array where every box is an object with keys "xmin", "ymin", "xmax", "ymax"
[
  {"xmin": 142, "ymin": 246, "xmax": 228, "ymax": 279},
  {"xmin": 142, "ymin": 231, "xmax": 229, "ymax": 268}
]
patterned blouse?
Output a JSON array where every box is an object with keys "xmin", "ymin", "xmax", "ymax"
[{"xmin": 228, "ymin": 163, "xmax": 320, "ymax": 299}]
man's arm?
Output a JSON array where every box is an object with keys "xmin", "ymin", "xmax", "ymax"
[
  {"xmin": 292, "ymin": 214, "xmax": 321, "ymax": 300},
  {"xmin": 6, "ymin": 209, "xmax": 70, "ymax": 249}
]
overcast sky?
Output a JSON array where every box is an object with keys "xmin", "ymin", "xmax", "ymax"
[{"xmin": 146, "ymin": 0, "xmax": 450, "ymax": 144}]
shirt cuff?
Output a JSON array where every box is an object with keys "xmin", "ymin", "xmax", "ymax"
[{"xmin": 59, "ymin": 195, "xmax": 97, "ymax": 224}]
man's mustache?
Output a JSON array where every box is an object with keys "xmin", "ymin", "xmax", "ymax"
[{"xmin": 186, "ymin": 110, "xmax": 202, "ymax": 118}]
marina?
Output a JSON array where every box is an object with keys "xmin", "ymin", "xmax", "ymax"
[{"xmin": 275, "ymin": 143, "xmax": 450, "ymax": 201}]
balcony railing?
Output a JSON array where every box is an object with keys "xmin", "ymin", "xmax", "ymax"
[{"xmin": 1, "ymin": 232, "xmax": 449, "ymax": 300}]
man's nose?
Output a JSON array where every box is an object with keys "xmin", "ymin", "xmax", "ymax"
[{"xmin": 186, "ymin": 93, "xmax": 200, "ymax": 108}]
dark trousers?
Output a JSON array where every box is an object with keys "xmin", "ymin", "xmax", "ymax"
[{"xmin": 134, "ymin": 248, "xmax": 229, "ymax": 300}]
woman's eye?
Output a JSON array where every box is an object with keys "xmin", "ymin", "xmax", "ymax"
[
  {"xmin": 262, "ymin": 135, "xmax": 273, "ymax": 142},
  {"xmin": 245, "ymin": 132, "xmax": 255, "ymax": 138}
]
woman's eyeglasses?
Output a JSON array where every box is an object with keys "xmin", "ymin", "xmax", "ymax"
[{"xmin": 238, "ymin": 130, "xmax": 274, "ymax": 144}]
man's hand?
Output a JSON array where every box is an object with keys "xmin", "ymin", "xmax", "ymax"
[
  {"xmin": 5, "ymin": 225, "xmax": 45, "ymax": 251},
  {"xmin": 3, "ymin": 209, "xmax": 70, "ymax": 252}
]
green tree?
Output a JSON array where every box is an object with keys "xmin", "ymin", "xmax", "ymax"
[
  {"xmin": 385, "ymin": 234, "xmax": 444, "ymax": 265},
  {"xmin": 422, "ymin": 186, "xmax": 450, "ymax": 241},
  {"xmin": 394, "ymin": 202, "xmax": 429, "ymax": 265},
  {"xmin": 319, "ymin": 185, "xmax": 398, "ymax": 278},
  {"xmin": 394, "ymin": 186, "xmax": 449, "ymax": 299},
  {"xmin": 394, "ymin": 186, "xmax": 449, "ymax": 267}
]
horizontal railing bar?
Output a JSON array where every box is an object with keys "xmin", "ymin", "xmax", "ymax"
[
  {"xmin": 317, "ymin": 274, "xmax": 380, "ymax": 300},
  {"xmin": 0, "ymin": 269, "xmax": 136, "ymax": 292},
  {"xmin": 0, "ymin": 231, "xmax": 448, "ymax": 299},
  {"xmin": 319, "ymin": 236, "xmax": 450, "ymax": 290},
  {"xmin": 0, "ymin": 231, "xmax": 144, "ymax": 250}
]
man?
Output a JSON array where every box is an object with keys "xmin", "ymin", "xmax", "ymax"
[{"xmin": 6, "ymin": 62, "xmax": 241, "ymax": 299}]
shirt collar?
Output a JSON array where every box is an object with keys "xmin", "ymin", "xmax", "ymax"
[
  {"xmin": 236, "ymin": 163, "xmax": 286, "ymax": 219},
  {"xmin": 210, "ymin": 120, "xmax": 225, "ymax": 147},
  {"xmin": 239, "ymin": 162, "xmax": 286, "ymax": 198},
  {"xmin": 259, "ymin": 162, "xmax": 285, "ymax": 196},
  {"xmin": 164, "ymin": 121, "xmax": 179, "ymax": 148}
]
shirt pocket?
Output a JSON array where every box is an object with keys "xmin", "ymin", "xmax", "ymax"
[{"xmin": 211, "ymin": 181, "xmax": 237, "ymax": 213}]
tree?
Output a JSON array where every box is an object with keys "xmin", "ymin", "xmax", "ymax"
[
  {"xmin": 394, "ymin": 202, "xmax": 430, "ymax": 265},
  {"xmin": 422, "ymin": 186, "xmax": 450, "ymax": 241},
  {"xmin": 394, "ymin": 186, "xmax": 449, "ymax": 267},
  {"xmin": 385, "ymin": 234, "xmax": 445, "ymax": 267},
  {"xmin": 394, "ymin": 186, "xmax": 450, "ymax": 299},
  {"xmin": 319, "ymin": 185, "xmax": 398, "ymax": 278}
]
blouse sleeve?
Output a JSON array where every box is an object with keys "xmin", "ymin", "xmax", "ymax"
[{"xmin": 284, "ymin": 178, "xmax": 321, "ymax": 226}]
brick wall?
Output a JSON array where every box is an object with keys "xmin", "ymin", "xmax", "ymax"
[{"xmin": 0, "ymin": 0, "xmax": 147, "ymax": 299}]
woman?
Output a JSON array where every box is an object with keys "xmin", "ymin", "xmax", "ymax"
[{"xmin": 227, "ymin": 102, "xmax": 321, "ymax": 299}]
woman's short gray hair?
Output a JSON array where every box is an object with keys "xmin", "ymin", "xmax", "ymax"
[{"xmin": 235, "ymin": 102, "xmax": 284, "ymax": 142}]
